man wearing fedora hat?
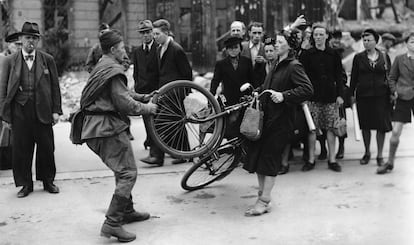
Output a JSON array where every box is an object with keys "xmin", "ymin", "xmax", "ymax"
[
  {"xmin": 0, "ymin": 31, "xmax": 23, "ymax": 171},
  {"xmin": 1, "ymin": 32, "xmax": 23, "ymax": 56},
  {"xmin": 0, "ymin": 21, "xmax": 62, "ymax": 197},
  {"xmin": 130, "ymin": 20, "xmax": 159, "ymax": 152}
]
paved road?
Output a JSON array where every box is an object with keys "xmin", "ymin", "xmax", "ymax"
[
  {"xmin": 0, "ymin": 158, "xmax": 413, "ymax": 245},
  {"xmin": 0, "ymin": 111, "xmax": 413, "ymax": 244},
  {"xmin": 1, "ymin": 110, "xmax": 414, "ymax": 182}
]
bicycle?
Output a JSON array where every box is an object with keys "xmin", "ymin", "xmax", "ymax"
[{"xmin": 147, "ymin": 80, "xmax": 270, "ymax": 190}]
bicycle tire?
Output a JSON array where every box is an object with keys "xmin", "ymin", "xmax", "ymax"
[
  {"xmin": 181, "ymin": 144, "xmax": 242, "ymax": 191},
  {"xmin": 148, "ymin": 80, "xmax": 225, "ymax": 159}
]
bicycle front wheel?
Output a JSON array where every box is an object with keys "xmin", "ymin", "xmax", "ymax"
[
  {"xmin": 181, "ymin": 144, "xmax": 242, "ymax": 191},
  {"xmin": 148, "ymin": 80, "xmax": 225, "ymax": 159}
]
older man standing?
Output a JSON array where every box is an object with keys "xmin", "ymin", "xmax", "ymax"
[
  {"xmin": 0, "ymin": 22, "xmax": 62, "ymax": 197},
  {"xmin": 80, "ymin": 29, "xmax": 157, "ymax": 242}
]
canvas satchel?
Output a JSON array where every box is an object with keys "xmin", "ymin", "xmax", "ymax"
[{"xmin": 240, "ymin": 97, "xmax": 263, "ymax": 141}]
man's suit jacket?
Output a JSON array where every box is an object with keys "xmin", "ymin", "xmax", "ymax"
[
  {"xmin": 0, "ymin": 50, "xmax": 62, "ymax": 124},
  {"xmin": 131, "ymin": 41, "xmax": 159, "ymax": 93},
  {"xmin": 210, "ymin": 55, "xmax": 253, "ymax": 106},
  {"xmin": 157, "ymin": 40, "xmax": 192, "ymax": 87},
  {"xmin": 241, "ymin": 41, "xmax": 265, "ymax": 65}
]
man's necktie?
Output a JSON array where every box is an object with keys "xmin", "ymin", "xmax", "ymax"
[
  {"xmin": 25, "ymin": 55, "xmax": 34, "ymax": 61},
  {"xmin": 144, "ymin": 45, "xmax": 149, "ymax": 54}
]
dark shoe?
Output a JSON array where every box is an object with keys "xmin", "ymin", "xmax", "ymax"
[
  {"xmin": 376, "ymin": 162, "xmax": 394, "ymax": 174},
  {"xmin": 376, "ymin": 157, "xmax": 385, "ymax": 166},
  {"xmin": 100, "ymin": 223, "xmax": 136, "ymax": 242},
  {"xmin": 43, "ymin": 181, "xmax": 59, "ymax": 193},
  {"xmin": 335, "ymin": 147, "xmax": 344, "ymax": 159},
  {"xmin": 318, "ymin": 151, "xmax": 327, "ymax": 160},
  {"xmin": 301, "ymin": 161, "xmax": 315, "ymax": 172},
  {"xmin": 278, "ymin": 165, "xmax": 289, "ymax": 175},
  {"xmin": 328, "ymin": 161, "xmax": 342, "ymax": 172},
  {"xmin": 140, "ymin": 156, "xmax": 163, "ymax": 166},
  {"xmin": 360, "ymin": 153, "xmax": 371, "ymax": 165},
  {"xmin": 123, "ymin": 211, "xmax": 150, "ymax": 224},
  {"xmin": 17, "ymin": 186, "xmax": 33, "ymax": 198},
  {"xmin": 171, "ymin": 158, "xmax": 186, "ymax": 165}
]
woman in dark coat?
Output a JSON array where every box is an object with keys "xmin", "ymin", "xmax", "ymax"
[
  {"xmin": 350, "ymin": 28, "xmax": 392, "ymax": 166},
  {"xmin": 210, "ymin": 36, "xmax": 254, "ymax": 138},
  {"xmin": 243, "ymin": 31, "xmax": 313, "ymax": 216}
]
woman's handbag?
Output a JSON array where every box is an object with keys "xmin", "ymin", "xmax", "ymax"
[
  {"xmin": 240, "ymin": 96, "xmax": 263, "ymax": 141},
  {"xmin": 333, "ymin": 105, "xmax": 347, "ymax": 137}
]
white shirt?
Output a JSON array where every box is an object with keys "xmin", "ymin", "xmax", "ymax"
[
  {"xmin": 22, "ymin": 49, "xmax": 36, "ymax": 70},
  {"xmin": 249, "ymin": 41, "xmax": 260, "ymax": 65},
  {"xmin": 160, "ymin": 37, "xmax": 172, "ymax": 59},
  {"xmin": 143, "ymin": 40, "xmax": 154, "ymax": 52}
]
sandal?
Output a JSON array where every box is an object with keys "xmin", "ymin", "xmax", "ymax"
[{"xmin": 245, "ymin": 198, "xmax": 271, "ymax": 217}]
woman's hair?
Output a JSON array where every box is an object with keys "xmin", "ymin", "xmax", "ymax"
[
  {"xmin": 309, "ymin": 23, "xmax": 329, "ymax": 47},
  {"xmin": 277, "ymin": 30, "xmax": 300, "ymax": 57},
  {"xmin": 361, "ymin": 28, "xmax": 379, "ymax": 43}
]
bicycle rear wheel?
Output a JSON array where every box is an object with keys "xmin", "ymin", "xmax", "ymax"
[
  {"xmin": 181, "ymin": 144, "xmax": 242, "ymax": 191},
  {"xmin": 148, "ymin": 80, "xmax": 225, "ymax": 159}
]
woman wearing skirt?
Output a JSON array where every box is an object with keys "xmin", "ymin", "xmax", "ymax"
[{"xmin": 350, "ymin": 28, "xmax": 392, "ymax": 167}]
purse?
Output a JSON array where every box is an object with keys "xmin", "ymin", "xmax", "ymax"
[
  {"xmin": 240, "ymin": 96, "xmax": 263, "ymax": 141},
  {"xmin": 333, "ymin": 105, "xmax": 347, "ymax": 137}
]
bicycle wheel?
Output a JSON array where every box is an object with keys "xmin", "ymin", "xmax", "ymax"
[
  {"xmin": 148, "ymin": 80, "xmax": 225, "ymax": 159},
  {"xmin": 181, "ymin": 144, "xmax": 242, "ymax": 191}
]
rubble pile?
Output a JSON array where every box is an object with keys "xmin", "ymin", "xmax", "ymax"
[{"xmin": 59, "ymin": 67, "xmax": 213, "ymax": 122}]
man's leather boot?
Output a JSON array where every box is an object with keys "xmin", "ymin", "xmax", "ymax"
[
  {"xmin": 123, "ymin": 195, "xmax": 150, "ymax": 224},
  {"xmin": 100, "ymin": 194, "xmax": 136, "ymax": 242}
]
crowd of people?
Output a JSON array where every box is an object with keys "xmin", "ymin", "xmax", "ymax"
[{"xmin": 0, "ymin": 15, "xmax": 413, "ymax": 243}]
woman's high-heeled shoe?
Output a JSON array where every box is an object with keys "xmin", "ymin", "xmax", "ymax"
[
  {"xmin": 245, "ymin": 198, "xmax": 271, "ymax": 217},
  {"xmin": 376, "ymin": 157, "xmax": 385, "ymax": 166},
  {"xmin": 376, "ymin": 162, "xmax": 394, "ymax": 174},
  {"xmin": 360, "ymin": 153, "xmax": 371, "ymax": 165},
  {"xmin": 278, "ymin": 165, "xmax": 289, "ymax": 175}
]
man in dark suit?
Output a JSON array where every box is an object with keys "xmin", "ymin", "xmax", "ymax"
[
  {"xmin": 130, "ymin": 20, "xmax": 159, "ymax": 155},
  {"xmin": 140, "ymin": 18, "xmax": 192, "ymax": 166},
  {"xmin": 0, "ymin": 32, "xmax": 22, "ymax": 170},
  {"xmin": 0, "ymin": 22, "xmax": 62, "ymax": 197}
]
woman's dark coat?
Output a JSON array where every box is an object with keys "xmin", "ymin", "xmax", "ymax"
[
  {"xmin": 350, "ymin": 49, "xmax": 391, "ymax": 98},
  {"xmin": 243, "ymin": 56, "xmax": 313, "ymax": 176}
]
